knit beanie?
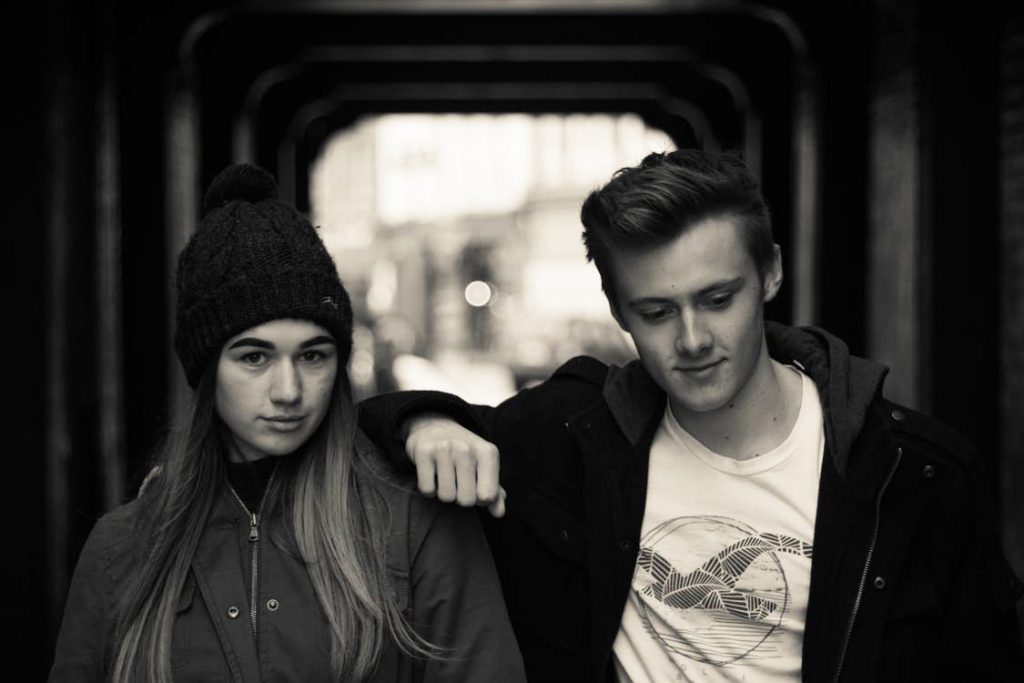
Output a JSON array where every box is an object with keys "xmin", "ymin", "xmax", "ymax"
[{"xmin": 173, "ymin": 163, "xmax": 353, "ymax": 389}]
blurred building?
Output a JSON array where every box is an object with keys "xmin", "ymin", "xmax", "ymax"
[{"xmin": 311, "ymin": 114, "xmax": 670, "ymax": 400}]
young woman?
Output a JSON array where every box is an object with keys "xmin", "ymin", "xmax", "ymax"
[{"xmin": 49, "ymin": 164, "xmax": 525, "ymax": 682}]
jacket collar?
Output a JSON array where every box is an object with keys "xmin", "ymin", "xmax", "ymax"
[{"xmin": 601, "ymin": 321, "xmax": 889, "ymax": 478}]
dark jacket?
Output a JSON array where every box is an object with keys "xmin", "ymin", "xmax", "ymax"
[
  {"xmin": 359, "ymin": 322, "xmax": 1024, "ymax": 682},
  {"xmin": 49, "ymin": 436, "xmax": 526, "ymax": 682}
]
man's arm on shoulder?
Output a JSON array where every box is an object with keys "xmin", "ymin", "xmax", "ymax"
[
  {"xmin": 357, "ymin": 389, "xmax": 493, "ymax": 465},
  {"xmin": 358, "ymin": 389, "xmax": 506, "ymax": 516},
  {"xmin": 357, "ymin": 356, "xmax": 611, "ymax": 518}
]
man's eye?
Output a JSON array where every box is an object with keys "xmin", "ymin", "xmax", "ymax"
[
  {"xmin": 706, "ymin": 294, "xmax": 733, "ymax": 309},
  {"xmin": 640, "ymin": 309, "xmax": 672, "ymax": 322},
  {"xmin": 241, "ymin": 352, "xmax": 266, "ymax": 366}
]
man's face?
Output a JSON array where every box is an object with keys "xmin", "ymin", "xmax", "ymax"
[{"xmin": 609, "ymin": 215, "xmax": 781, "ymax": 417}]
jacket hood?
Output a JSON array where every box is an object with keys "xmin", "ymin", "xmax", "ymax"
[{"xmin": 603, "ymin": 321, "xmax": 888, "ymax": 477}]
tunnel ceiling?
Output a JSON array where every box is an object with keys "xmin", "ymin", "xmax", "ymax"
[{"xmin": 177, "ymin": 6, "xmax": 803, "ymax": 204}]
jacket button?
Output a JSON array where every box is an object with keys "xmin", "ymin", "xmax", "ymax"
[
  {"xmin": 873, "ymin": 576, "xmax": 886, "ymax": 590},
  {"xmin": 563, "ymin": 421, "xmax": 571, "ymax": 430},
  {"xmin": 891, "ymin": 408, "xmax": 906, "ymax": 421},
  {"xmin": 227, "ymin": 606, "xmax": 240, "ymax": 619},
  {"xmin": 266, "ymin": 598, "xmax": 279, "ymax": 611},
  {"xmin": 619, "ymin": 539, "xmax": 631, "ymax": 552},
  {"xmin": 922, "ymin": 464, "xmax": 936, "ymax": 479},
  {"xmin": 559, "ymin": 528, "xmax": 569, "ymax": 542}
]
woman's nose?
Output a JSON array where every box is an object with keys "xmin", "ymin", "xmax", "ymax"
[{"xmin": 269, "ymin": 361, "xmax": 301, "ymax": 404}]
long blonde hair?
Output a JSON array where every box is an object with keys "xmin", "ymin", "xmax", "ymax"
[{"xmin": 111, "ymin": 367, "xmax": 434, "ymax": 681}]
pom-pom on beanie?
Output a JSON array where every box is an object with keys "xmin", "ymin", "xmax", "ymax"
[{"xmin": 173, "ymin": 163, "xmax": 353, "ymax": 388}]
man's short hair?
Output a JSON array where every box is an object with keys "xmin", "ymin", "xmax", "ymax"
[{"xmin": 580, "ymin": 149, "xmax": 775, "ymax": 304}]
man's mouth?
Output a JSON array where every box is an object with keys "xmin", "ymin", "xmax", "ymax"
[{"xmin": 677, "ymin": 359, "xmax": 723, "ymax": 373}]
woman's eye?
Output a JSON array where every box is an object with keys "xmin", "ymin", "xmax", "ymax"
[
  {"xmin": 300, "ymin": 350, "xmax": 327, "ymax": 363},
  {"xmin": 241, "ymin": 352, "xmax": 266, "ymax": 366}
]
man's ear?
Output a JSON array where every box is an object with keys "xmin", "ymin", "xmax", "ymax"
[{"xmin": 762, "ymin": 244, "xmax": 783, "ymax": 302}]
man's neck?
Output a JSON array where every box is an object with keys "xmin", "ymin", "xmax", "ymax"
[{"xmin": 670, "ymin": 353, "xmax": 803, "ymax": 461}]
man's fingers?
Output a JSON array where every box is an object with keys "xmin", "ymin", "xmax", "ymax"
[
  {"xmin": 433, "ymin": 448, "xmax": 458, "ymax": 503},
  {"xmin": 473, "ymin": 443, "xmax": 500, "ymax": 504},
  {"xmin": 486, "ymin": 486, "xmax": 507, "ymax": 518},
  {"xmin": 414, "ymin": 448, "xmax": 438, "ymax": 498},
  {"xmin": 405, "ymin": 416, "xmax": 503, "ymax": 510},
  {"xmin": 453, "ymin": 442, "xmax": 478, "ymax": 507}
]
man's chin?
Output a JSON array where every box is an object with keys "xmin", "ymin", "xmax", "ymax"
[{"xmin": 669, "ymin": 387, "xmax": 734, "ymax": 416}]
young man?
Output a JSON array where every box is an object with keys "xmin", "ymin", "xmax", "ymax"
[{"xmin": 359, "ymin": 150, "xmax": 1023, "ymax": 682}]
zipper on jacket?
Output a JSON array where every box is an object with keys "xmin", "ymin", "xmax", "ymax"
[
  {"xmin": 831, "ymin": 446, "xmax": 902, "ymax": 683},
  {"xmin": 226, "ymin": 466, "xmax": 278, "ymax": 639}
]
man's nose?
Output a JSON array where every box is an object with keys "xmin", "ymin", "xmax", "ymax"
[
  {"xmin": 269, "ymin": 360, "xmax": 302, "ymax": 404},
  {"xmin": 675, "ymin": 309, "xmax": 712, "ymax": 356}
]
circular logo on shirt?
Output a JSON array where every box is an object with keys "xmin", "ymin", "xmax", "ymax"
[{"xmin": 632, "ymin": 515, "xmax": 813, "ymax": 665}]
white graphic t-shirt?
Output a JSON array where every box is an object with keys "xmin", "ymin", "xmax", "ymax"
[{"xmin": 613, "ymin": 368, "xmax": 824, "ymax": 682}]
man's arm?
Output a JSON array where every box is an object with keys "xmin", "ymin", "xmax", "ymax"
[
  {"xmin": 358, "ymin": 356, "xmax": 611, "ymax": 520},
  {"xmin": 403, "ymin": 414, "xmax": 506, "ymax": 517},
  {"xmin": 358, "ymin": 390, "xmax": 506, "ymax": 517}
]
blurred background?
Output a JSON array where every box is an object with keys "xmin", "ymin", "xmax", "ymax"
[
  {"xmin": 310, "ymin": 112, "xmax": 668, "ymax": 405},
  {"xmin": 6, "ymin": 0, "xmax": 1022, "ymax": 672}
]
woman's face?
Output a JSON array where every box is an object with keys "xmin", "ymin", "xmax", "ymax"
[{"xmin": 216, "ymin": 319, "xmax": 338, "ymax": 463}]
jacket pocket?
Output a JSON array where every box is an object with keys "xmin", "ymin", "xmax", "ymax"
[
  {"xmin": 388, "ymin": 569, "xmax": 411, "ymax": 616},
  {"xmin": 171, "ymin": 574, "xmax": 196, "ymax": 670},
  {"xmin": 873, "ymin": 572, "xmax": 944, "ymax": 681}
]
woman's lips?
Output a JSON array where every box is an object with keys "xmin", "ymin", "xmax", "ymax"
[{"xmin": 263, "ymin": 415, "xmax": 306, "ymax": 432}]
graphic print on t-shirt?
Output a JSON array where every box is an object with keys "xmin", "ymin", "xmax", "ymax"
[{"xmin": 633, "ymin": 515, "xmax": 813, "ymax": 666}]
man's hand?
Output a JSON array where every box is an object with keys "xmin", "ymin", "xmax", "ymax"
[{"xmin": 404, "ymin": 414, "xmax": 506, "ymax": 518}]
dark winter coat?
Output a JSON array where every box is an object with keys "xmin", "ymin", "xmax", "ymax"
[
  {"xmin": 359, "ymin": 322, "xmax": 1024, "ymax": 682},
  {"xmin": 49, "ymin": 434, "xmax": 526, "ymax": 682}
]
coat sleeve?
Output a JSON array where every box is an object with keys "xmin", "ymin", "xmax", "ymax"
[
  {"xmin": 357, "ymin": 390, "xmax": 496, "ymax": 474},
  {"xmin": 356, "ymin": 356, "xmax": 609, "ymax": 487},
  {"xmin": 408, "ymin": 499, "xmax": 526, "ymax": 683},
  {"xmin": 48, "ymin": 515, "xmax": 123, "ymax": 682}
]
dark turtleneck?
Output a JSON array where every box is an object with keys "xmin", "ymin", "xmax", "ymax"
[{"xmin": 224, "ymin": 456, "xmax": 278, "ymax": 512}]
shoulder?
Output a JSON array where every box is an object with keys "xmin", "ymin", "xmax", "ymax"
[
  {"xmin": 549, "ymin": 355, "xmax": 610, "ymax": 386},
  {"xmin": 375, "ymin": 479, "xmax": 489, "ymax": 575},
  {"xmin": 80, "ymin": 498, "xmax": 145, "ymax": 564},
  {"xmin": 375, "ymin": 474, "xmax": 434, "ymax": 526},
  {"xmin": 51, "ymin": 501, "xmax": 142, "ymax": 680},
  {"xmin": 62, "ymin": 499, "xmax": 145, "ymax": 613},
  {"xmin": 873, "ymin": 397, "xmax": 979, "ymax": 473},
  {"xmin": 498, "ymin": 355, "xmax": 610, "ymax": 421},
  {"xmin": 389, "ymin": 482, "xmax": 477, "ymax": 550}
]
